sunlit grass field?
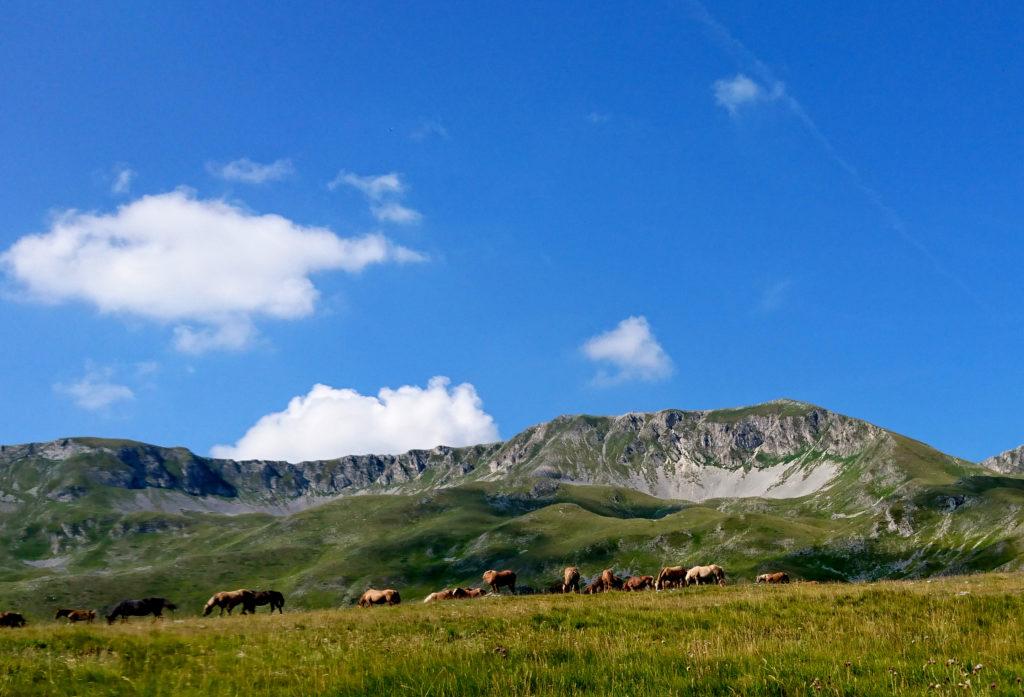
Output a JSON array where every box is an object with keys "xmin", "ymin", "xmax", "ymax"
[{"xmin": 1, "ymin": 573, "xmax": 1022, "ymax": 696}]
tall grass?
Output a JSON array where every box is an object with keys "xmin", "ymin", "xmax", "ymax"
[{"xmin": 1, "ymin": 574, "xmax": 1022, "ymax": 695}]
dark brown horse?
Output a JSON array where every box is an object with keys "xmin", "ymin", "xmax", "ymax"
[
  {"xmin": 106, "ymin": 598, "xmax": 176, "ymax": 624},
  {"xmin": 251, "ymin": 590, "xmax": 285, "ymax": 614},
  {"xmin": 0, "ymin": 612, "xmax": 26, "ymax": 628}
]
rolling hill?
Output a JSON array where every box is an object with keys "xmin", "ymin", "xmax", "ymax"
[{"xmin": 1, "ymin": 399, "xmax": 1022, "ymax": 616}]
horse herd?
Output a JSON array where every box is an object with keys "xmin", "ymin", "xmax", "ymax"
[
  {"xmin": 0, "ymin": 565, "xmax": 792, "ymax": 626},
  {"xmin": 359, "ymin": 564, "xmax": 791, "ymax": 607}
]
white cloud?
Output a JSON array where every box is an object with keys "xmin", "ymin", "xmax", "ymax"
[
  {"xmin": 329, "ymin": 171, "xmax": 422, "ymax": 224},
  {"xmin": 586, "ymin": 111, "xmax": 611, "ymax": 124},
  {"xmin": 371, "ymin": 202, "xmax": 423, "ymax": 224},
  {"xmin": 581, "ymin": 316, "xmax": 673, "ymax": 385},
  {"xmin": 713, "ymin": 74, "xmax": 784, "ymax": 115},
  {"xmin": 212, "ymin": 376, "xmax": 499, "ymax": 462},
  {"xmin": 111, "ymin": 166, "xmax": 136, "ymax": 195},
  {"xmin": 208, "ymin": 158, "xmax": 294, "ymax": 184},
  {"xmin": 55, "ymin": 366, "xmax": 134, "ymax": 411},
  {"xmin": 1, "ymin": 190, "xmax": 425, "ymax": 353}
]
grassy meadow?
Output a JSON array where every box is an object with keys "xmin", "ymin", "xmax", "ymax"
[{"xmin": 1, "ymin": 573, "xmax": 1023, "ymax": 695}]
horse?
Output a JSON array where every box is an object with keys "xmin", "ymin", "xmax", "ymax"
[
  {"xmin": 251, "ymin": 590, "xmax": 285, "ymax": 614},
  {"xmin": 106, "ymin": 598, "xmax": 177, "ymax": 624},
  {"xmin": 623, "ymin": 575, "xmax": 654, "ymax": 591},
  {"xmin": 562, "ymin": 566, "xmax": 581, "ymax": 593},
  {"xmin": 55, "ymin": 608, "xmax": 96, "ymax": 623},
  {"xmin": 203, "ymin": 589, "xmax": 255, "ymax": 617},
  {"xmin": 482, "ymin": 569, "xmax": 517, "ymax": 595},
  {"xmin": 756, "ymin": 572, "xmax": 790, "ymax": 584},
  {"xmin": 0, "ymin": 612, "xmax": 26, "ymax": 628},
  {"xmin": 358, "ymin": 589, "xmax": 401, "ymax": 607},
  {"xmin": 655, "ymin": 566, "xmax": 688, "ymax": 590},
  {"xmin": 600, "ymin": 569, "xmax": 623, "ymax": 591},
  {"xmin": 685, "ymin": 565, "xmax": 726, "ymax": 586}
]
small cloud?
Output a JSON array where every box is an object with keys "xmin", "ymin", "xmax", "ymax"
[
  {"xmin": 212, "ymin": 376, "xmax": 499, "ymax": 462},
  {"xmin": 758, "ymin": 279, "xmax": 794, "ymax": 313},
  {"xmin": 329, "ymin": 171, "xmax": 422, "ymax": 225},
  {"xmin": 111, "ymin": 166, "xmax": 136, "ymax": 196},
  {"xmin": 207, "ymin": 158, "xmax": 294, "ymax": 184},
  {"xmin": 581, "ymin": 315, "xmax": 673, "ymax": 385},
  {"xmin": 173, "ymin": 318, "xmax": 257, "ymax": 354},
  {"xmin": 713, "ymin": 74, "xmax": 784, "ymax": 116},
  {"xmin": 372, "ymin": 202, "xmax": 422, "ymax": 224},
  {"xmin": 586, "ymin": 111, "xmax": 611, "ymax": 124},
  {"xmin": 55, "ymin": 365, "xmax": 134, "ymax": 411},
  {"xmin": 410, "ymin": 120, "xmax": 449, "ymax": 141}
]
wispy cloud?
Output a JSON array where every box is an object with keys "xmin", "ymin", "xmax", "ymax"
[
  {"xmin": 713, "ymin": 74, "xmax": 783, "ymax": 116},
  {"xmin": 691, "ymin": 0, "xmax": 985, "ymax": 310},
  {"xmin": 207, "ymin": 157, "xmax": 294, "ymax": 184},
  {"xmin": 586, "ymin": 111, "xmax": 611, "ymax": 124},
  {"xmin": 329, "ymin": 171, "xmax": 422, "ymax": 225},
  {"xmin": 110, "ymin": 166, "xmax": 136, "ymax": 196},
  {"xmin": 758, "ymin": 279, "xmax": 794, "ymax": 313},
  {"xmin": 581, "ymin": 316, "xmax": 673, "ymax": 385},
  {"xmin": 55, "ymin": 365, "xmax": 134, "ymax": 411},
  {"xmin": 410, "ymin": 120, "xmax": 449, "ymax": 141}
]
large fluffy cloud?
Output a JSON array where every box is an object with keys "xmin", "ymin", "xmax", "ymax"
[
  {"xmin": 581, "ymin": 315, "xmax": 673, "ymax": 385},
  {"xmin": 212, "ymin": 377, "xmax": 499, "ymax": 462},
  {"xmin": 1, "ymin": 190, "xmax": 425, "ymax": 352}
]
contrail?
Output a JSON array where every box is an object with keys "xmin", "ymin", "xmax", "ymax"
[{"xmin": 686, "ymin": 0, "xmax": 987, "ymax": 310}]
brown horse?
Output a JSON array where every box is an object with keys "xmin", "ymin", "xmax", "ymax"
[
  {"xmin": 461, "ymin": 587, "xmax": 487, "ymax": 598},
  {"xmin": 423, "ymin": 589, "xmax": 457, "ymax": 603},
  {"xmin": 756, "ymin": 572, "xmax": 790, "ymax": 584},
  {"xmin": 358, "ymin": 589, "xmax": 401, "ymax": 607},
  {"xmin": 203, "ymin": 589, "xmax": 255, "ymax": 616},
  {"xmin": 623, "ymin": 575, "xmax": 654, "ymax": 591},
  {"xmin": 655, "ymin": 566, "xmax": 688, "ymax": 590},
  {"xmin": 106, "ymin": 598, "xmax": 176, "ymax": 624},
  {"xmin": 562, "ymin": 566, "xmax": 581, "ymax": 593},
  {"xmin": 600, "ymin": 568, "xmax": 623, "ymax": 591},
  {"xmin": 482, "ymin": 569, "xmax": 517, "ymax": 595},
  {"xmin": 583, "ymin": 578, "xmax": 604, "ymax": 594},
  {"xmin": 685, "ymin": 565, "xmax": 726, "ymax": 586},
  {"xmin": 55, "ymin": 608, "xmax": 96, "ymax": 623}
]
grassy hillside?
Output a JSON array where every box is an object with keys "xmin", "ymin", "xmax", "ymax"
[
  {"xmin": 1, "ymin": 401, "xmax": 1023, "ymax": 617},
  {"xmin": 1, "ymin": 574, "xmax": 1022, "ymax": 696}
]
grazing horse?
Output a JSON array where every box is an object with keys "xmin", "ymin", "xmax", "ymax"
[
  {"xmin": 756, "ymin": 572, "xmax": 790, "ymax": 584},
  {"xmin": 685, "ymin": 565, "xmax": 726, "ymax": 587},
  {"xmin": 655, "ymin": 566, "xmax": 688, "ymax": 590},
  {"xmin": 358, "ymin": 589, "xmax": 401, "ymax": 607},
  {"xmin": 482, "ymin": 569, "xmax": 517, "ymax": 595},
  {"xmin": 600, "ymin": 569, "xmax": 623, "ymax": 592},
  {"xmin": 106, "ymin": 598, "xmax": 176, "ymax": 624},
  {"xmin": 55, "ymin": 608, "xmax": 96, "ymax": 623},
  {"xmin": 251, "ymin": 590, "xmax": 285, "ymax": 614},
  {"xmin": 0, "ymin": 612, "xmax": 26, "ymax": 628},
  {"xmin": 623, "ymin": 575, "xmax": 655, "ymax": 591},
  {"xmin": 203, "ymin": 589, "xmax": 255, "ymax": 617},
  {"xmin": 583, "ymin": 578, "xmax": 604, "ymax": 594},
  {"xmin": 562, "ymin": 566, "xmax": 581, "ymax": 593}
]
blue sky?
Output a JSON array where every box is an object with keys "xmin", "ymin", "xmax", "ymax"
[{"xmin": 1, "ymin": 1, "xmax": 1021, "ymax": 462}]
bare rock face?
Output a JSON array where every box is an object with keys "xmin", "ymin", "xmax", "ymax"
[
  {"xmin": 481, "ymin": 401, "xmax": 882, "ymax": 501},
  {"xmin": 982, "ymin": 445, "xmax": 1024, "ymax": 474}
]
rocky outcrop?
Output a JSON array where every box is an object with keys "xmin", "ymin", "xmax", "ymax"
[{"xmin": 982, "ymin": 445, "xmax": 1024, "ymax": 474}]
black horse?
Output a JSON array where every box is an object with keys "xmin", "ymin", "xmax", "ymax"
[
  {"xmin": 106, "ymin": 597, "xmax": 177, "ymax": 624},
  {"xmin": 0, "ymin": 612, "xmax": 26, "ymax": 628},
  {"xmin": 251, "ymin": 590, "xmax": 285, "ymax": 614}
]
